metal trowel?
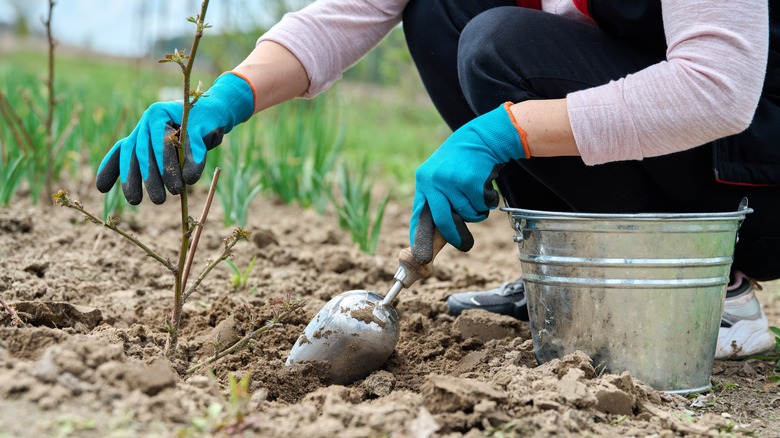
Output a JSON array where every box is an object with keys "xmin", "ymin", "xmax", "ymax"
[{"xmin": 285, "ymin": 227, "xmax": 446, "ymax": 384}]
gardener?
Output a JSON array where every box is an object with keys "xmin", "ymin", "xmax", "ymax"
[{"xmin": 96, "ymin": 1, "xmax": 779, "ymax": 359}]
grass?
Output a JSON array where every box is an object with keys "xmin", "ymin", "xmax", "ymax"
[
  {"xmin": 1, "ymin": 47, "xmax": 446, "ymax": 252},
  {"xmin": 224, "ymin": 256, "xmax": 257, "ymax": 291},
  {"xmin": 332, "ymin": 161, "xmax": 390, "ymax": 254}
]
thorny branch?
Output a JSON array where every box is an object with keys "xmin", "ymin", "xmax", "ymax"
[
  {"xmin": 182, "ymin": 227, "xmax": 251, "ymax": 302},
  {"xmin": 186, "ymin": 298, "xmax": 306, "ymax": 374},
  {"xmin": 52, "ymin": 190, "xmax": 176, "ymax": 272}
]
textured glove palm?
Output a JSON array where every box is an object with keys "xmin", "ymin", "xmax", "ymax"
[
  {"xmin": 96, "ymin": 72, "xmax": 255, "ymax": 205},
  {"xmin": 410, "ymin": 102, "xmax": 529, "ymax": 262}
]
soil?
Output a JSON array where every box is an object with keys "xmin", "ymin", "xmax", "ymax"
[{"xmin": 0, "ymin": 187, "xmax": 778, "ymax": 437}]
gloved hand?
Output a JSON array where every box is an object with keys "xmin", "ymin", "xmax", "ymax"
[
  {"xmin": 410, "ymin": 102, "xmax": 530, "ymax": 261},
  {"xmin": 96, "ymin": 72, "xmax": 255, "ymax": 205}
]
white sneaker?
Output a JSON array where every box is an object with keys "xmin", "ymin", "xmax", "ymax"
[{"xmin": 715, "ymin": 272, "xmax": 776, "ymax": 359}]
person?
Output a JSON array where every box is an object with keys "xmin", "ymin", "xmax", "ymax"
[{"xmin": 95, "ymin": 1, "xmax": 779, "ymax": 359}]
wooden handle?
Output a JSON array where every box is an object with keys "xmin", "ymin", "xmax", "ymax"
[{"xmin": 396, "ymin": 228, "xmax": 447, "ymax": 288}]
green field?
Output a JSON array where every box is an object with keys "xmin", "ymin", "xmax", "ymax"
[{"xmin": 0, "ymin": 45, "xmax": 448, "ymax": 252}]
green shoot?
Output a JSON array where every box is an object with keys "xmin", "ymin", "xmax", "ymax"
[
  {"xmin": 0, "ymin": 151, "xmax": 26, "ymax": 207},
  {"xmin": 255, "ymin": 98, "xmax": 343, "ymax": 211},
  {"xmin": 331, "ymin": 161, "xmax": 390, "ymax": 254},
  {"xmin": 224, "ymin": 256, "xmax": 257, "ymax": 290},
  {"xmin": 211, "ymin": 139, "xmax": 263, "ymax": 228}
]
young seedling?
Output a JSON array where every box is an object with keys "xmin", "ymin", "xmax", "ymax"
[
  {"xmin": 181, "ymin": 371, "xmax": 259, "ymax": 436},
  {"xmin": 54, "ymin": 0, "xmax": 305, "ymax": 365},
  {"xmin": 224, "ymin": 256, "xmax": 257, "ymax": 290}
]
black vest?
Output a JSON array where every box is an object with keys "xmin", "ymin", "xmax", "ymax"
[{"xmin": 586, "ymin": 1, "xmax": 780, "ymax": 186}]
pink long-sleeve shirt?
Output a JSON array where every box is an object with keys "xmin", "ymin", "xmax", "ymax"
[{"xmin": 258, "ymin": 0, "xmax": 768, "ymax": 166}]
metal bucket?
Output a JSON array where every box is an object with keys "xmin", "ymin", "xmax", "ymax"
[{"xmin": 503, "ymin": 200, "xmax": 752, "ymax": 394}]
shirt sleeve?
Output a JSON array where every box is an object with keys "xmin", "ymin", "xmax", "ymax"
[
  {"xmin": 257, "ymin": 0, "xmax": 406, "ymax": 98},
  {"xmin": 568, "ymin": 0, "xmax": 769, "ymax": 165}
]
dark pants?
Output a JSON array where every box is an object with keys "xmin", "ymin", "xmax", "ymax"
[{"xmin": 403, "ymin": 1, "xmax": 780, "ymax": 281}]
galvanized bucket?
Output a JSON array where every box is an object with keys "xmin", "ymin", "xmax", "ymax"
[{"xmin": 503, "ymin": 200, "xmax": 752, "ymax": 394}]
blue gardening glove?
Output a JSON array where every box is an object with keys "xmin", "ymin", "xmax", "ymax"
[
  {"xmin": 410, "ymin": 102, "xmax": 530, "ymax": 262},
  {"xmin": 96, "ymin": 72, "xmax": 255, "ymax": 205}
]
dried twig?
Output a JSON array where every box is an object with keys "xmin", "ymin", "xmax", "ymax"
[
  {"xmin": 0, "ymin": 296, "xmax": 24, "ymax": 327},
  {"xmin": 52, "ymin": 190, "xmax": 176, "ymax": 272},
  {"xmin": 0, "ymin": 92, "xmax": 35, "ymax": 155},
  {"xmin": 182, "ymin": 167, "xmax": 221, "ymax": 291},
  {"xmin": 183, "ymin": 227, "xmax": 250, "ymax": 302},
  {"xmin": 42, "ymin": 0, "xmax": 58, "ymax": 201},
  {"xmin": 186, "ymin": 298, "xmax": 305, "ymax": 374}
]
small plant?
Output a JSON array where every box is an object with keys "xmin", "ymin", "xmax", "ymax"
[
  {"xmin": 486, "ymin": 422, "xmax": 518, "ymax": 438},
  {"xmin": 53, "ymin": 0, "xmax": 254, "ymax": 360},
  {"xmin": 256, "ymin": 98, "xmax": 343, "ymax": 211},
  {"xmin": 225, "ymin": 256, "xmax": 257, "ymax": 290},
  {"xmin": 331, "ymin": 161, "xmax": 389, "ymax": 254},
  {"xmin": 608, "ymin": 415, "xmax": 628, "ymax": 426},
  {"xmin": 211, "ymin": 142, "xmax": 263, "ymax": 228},
  {"xmin": 180, "ymin": 372, "xmax": 258, "ymax": 436}
]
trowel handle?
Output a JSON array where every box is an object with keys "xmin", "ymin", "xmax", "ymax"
[{"xmin": 396, "ymin": 228, "xmax": 447, "ymax": 288}]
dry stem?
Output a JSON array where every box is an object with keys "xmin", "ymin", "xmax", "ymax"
[
  {"xmin": 52, "ymin": 190, "xmax": 176, "ymax": 271},
  {"xmin": 43, "ymin": 0, "xmax": 57, "ymax": 202},
  {"xmin": 167, "ymin": 0, "xmax": 211, "ymax": 358},
  {"xmin": 182, "ymin": 167, "xmax": 221, "ymax": 291},
  {"xmin": 0, "ymin": 92, "xmax": 35, "ymax": 156},
  {"xmin": 0, "ymin": 296, "xmax": 24, "ymax": 327},
  {"xmin": 182, "ymin": 227, "xmax": 250, "ymax": 302}
]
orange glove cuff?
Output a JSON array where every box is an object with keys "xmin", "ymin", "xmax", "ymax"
[{"xmin": 503, "ymin": 101, "xmax": 531, "ymax": 158}]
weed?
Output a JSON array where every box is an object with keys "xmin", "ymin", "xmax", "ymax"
[
  {"xmin": 225, "ymin": 256, "xmax": 257, "ymax": 290},
  {"xmin": 210, "ymin": 142, "xmax": 263, "ymax": 228},
  {"xmin": 180, "ymin": 372, "xmax": 259, "ymax": 437},
  {"xmin": 331, "ymin": 161, "xmax": 390, "ymax": 254},
  {"xmin": 486, "ymin": 421, "xmax": 517, "ymax": 438},
  {"xmin": 608, "ymin": 415, "xmax": 628, "ymax": 426},
  {"xmin": 50, "ymin": 415, "xmax": 97, "ymax": 438},
  {"xmin": 0, "ymin": 150, "xmax": 26, "ymax": 206}
]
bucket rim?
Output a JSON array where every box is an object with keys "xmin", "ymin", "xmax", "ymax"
[{"xmin": 500, "ymin": 206, "xmax": 753, "ymax": 221}]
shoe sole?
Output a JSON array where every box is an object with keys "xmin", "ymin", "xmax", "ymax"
[{"xmin": 715, "ymin": 315, "xmax": 775, "ymax": 359}]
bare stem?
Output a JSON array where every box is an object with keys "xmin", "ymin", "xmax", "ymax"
[
  {"xmin": 182, "ymin": 227, "xmax": 250, "ymax": 302},
  {"xmin": 186, "ymin": 299, "xmax": 305, "ymax": 374},
  {"xmin": 43, "ymin": 0, "xmax": 57, "ymax": 202},
  {"xmin": 167, "ymin": 0, "xmax": 211, "ymax": 359},
  {"xmin": 182, "ymin": 167, "xmax": 221, "ymax": 292},
  {"xmin": 52, "ymin": 190, "xmax": 176, "ymax": 272},
  {"xmin": 0, "ymin": 296, "xmax": 24, "ymax": 327}
]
